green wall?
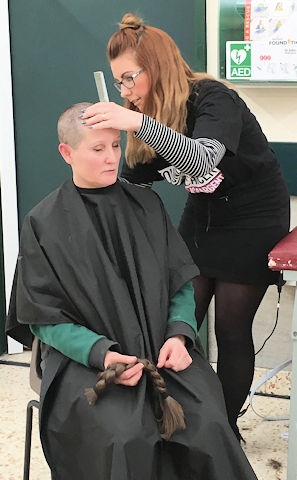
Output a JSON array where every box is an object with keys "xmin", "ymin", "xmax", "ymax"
[
  {"xmin": 5, "ymin": 1, "xmax": 208, "ymax": 352},
  {"xmin": 9, "ymin": 0, "xmax": 206, "ymax": 227},
  {"xmin": 270, "ymin": 143, "xmax": 297, "ymax": 196}
]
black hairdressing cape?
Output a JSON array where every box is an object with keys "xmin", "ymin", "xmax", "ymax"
[{"xmin": 6, "ymin": 179, "xmax": 257, "ymax": 480}]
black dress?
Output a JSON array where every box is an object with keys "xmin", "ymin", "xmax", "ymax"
[{"xmin": 121, "ymin": 79, "xmax": 290, "ymax": 284}]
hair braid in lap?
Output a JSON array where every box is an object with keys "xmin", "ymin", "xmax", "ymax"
[{"xmin": 85, "ymin": 358, "xmax": 186, "ymax": 440}]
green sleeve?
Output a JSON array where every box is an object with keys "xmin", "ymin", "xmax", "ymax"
[
  {"xmin": 30, "ymin": 323, "xmax": 105, "ymax": 367},
  {"xmin": 168, "ymin": 281, "xmax": 197, "ymax": 336}
]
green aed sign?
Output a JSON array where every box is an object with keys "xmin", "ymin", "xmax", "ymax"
[{"xmin": 226, "ymin": 41, "xmax": 252, "ymax": 80}]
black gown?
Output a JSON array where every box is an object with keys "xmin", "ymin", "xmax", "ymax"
[{"xmin": 6, "ymin": 179, "xmax": 258, "ymax": 480}]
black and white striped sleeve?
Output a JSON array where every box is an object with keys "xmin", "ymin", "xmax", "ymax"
[{"xmin": 135, "ymin": 115, "xmax": 226, "ymax": 177}]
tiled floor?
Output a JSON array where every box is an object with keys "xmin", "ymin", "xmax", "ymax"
[{"xmin": 0, "ymin": 350, "xmax": 291, "ymax": 480}]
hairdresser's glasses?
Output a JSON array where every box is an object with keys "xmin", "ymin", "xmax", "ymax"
[{"xmin": 113, "ymin": 70, "xmax": 144, "ymax": 93}]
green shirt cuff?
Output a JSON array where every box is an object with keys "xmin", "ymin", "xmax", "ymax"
[
  {"xmin": 30, "ymin": 323, "xmax": 105, "ymax": 367},
  {"xmin": 168, "ymin": 280, "xmax": 197, "ymax": 336}
]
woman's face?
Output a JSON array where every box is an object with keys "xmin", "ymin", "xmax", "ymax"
[
  {"xmin": 110, "ymin": 51, "xmax": 150, "ymax": 112},
  {"xmin": 60, "ymin": 127, "xmax": 121, "ymax": 189}
]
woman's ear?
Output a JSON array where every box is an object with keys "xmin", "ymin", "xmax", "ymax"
[{"xmin": 58, "ymin": 143, "xmax": 73, "ymax": 165}]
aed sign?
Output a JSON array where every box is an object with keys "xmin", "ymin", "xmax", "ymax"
[
  {"xmin": 226, "ymin": 38, "xmax": 297, "ymax": 82},
  {"xmin": 226, "ymin": 41, "xmax": 252, "ymax": 80}
]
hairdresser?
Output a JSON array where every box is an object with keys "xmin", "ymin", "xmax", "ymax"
[{"xmin": 81, "ymin": 13, "xmax": 290, "ymax": 441}]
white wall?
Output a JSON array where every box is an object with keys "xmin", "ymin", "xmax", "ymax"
[
  {"xmin": 0, "ymin": 0, "xmax": 22, "ymax": 353},
  {"xmin": 206, "ymin": 0, "xmax": 297, "ymax": 369},
  {"xmin": 206, "ymin": 0, "xmax": 297, "ymax": 143},
  {"xmin": 206, "ymin": 0, "xmax": 297, "ymax": 228}
]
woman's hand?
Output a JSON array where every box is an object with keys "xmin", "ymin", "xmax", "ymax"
[
  {"xmin": 81, "ymin": 102, "xmax": 143, "ymax": 133},
  {"xmin": 104, "ymin": 350, "xmax": 144, "ymax": 386},
  {"xmin": 157, "ymin": 335, "xmax": 192, "ymax": 372}
]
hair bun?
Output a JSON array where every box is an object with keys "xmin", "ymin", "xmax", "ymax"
[{"xmin": 119, "ymin": 13, "xmax": 144, "ymax": 31}]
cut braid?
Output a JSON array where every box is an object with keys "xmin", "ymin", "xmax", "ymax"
[{"xmin": 85, "ymin": 358, "xmax": 186, "ymax": 440}]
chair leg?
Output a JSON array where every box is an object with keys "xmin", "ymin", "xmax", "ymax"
[{"xmin": 23, "ymin": 399, "xmax": 40, "ymax": 480}]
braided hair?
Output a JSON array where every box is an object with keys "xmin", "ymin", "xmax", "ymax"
[{"xmin": 85, "ymin": 358, "xmax": 186, "ymax": 440}]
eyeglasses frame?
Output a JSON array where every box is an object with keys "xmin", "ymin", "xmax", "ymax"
[{"xmin": 113, "ymin": 69, "xmax": 144, "ymax": 93}]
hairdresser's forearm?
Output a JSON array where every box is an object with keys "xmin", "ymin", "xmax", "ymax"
[{"xmin": 135, "ymin": 115, "xmax": 226, "ymax": 176}]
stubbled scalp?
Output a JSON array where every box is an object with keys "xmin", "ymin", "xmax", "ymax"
[{"xmin": 57, "ymin": 102, "xmax": 93, "ymax": 148}]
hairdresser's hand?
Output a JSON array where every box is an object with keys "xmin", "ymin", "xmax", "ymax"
[
  {"xmin": 157, "ymin": 335, "xmax": 192, "ymax": 372},
  {"xmin": 104, "ymin": 350, "xmax": 144, "ymax": 386},
  {"xmin": 81, "ymin": 102, "xmax": 143, "ymax": 133}
]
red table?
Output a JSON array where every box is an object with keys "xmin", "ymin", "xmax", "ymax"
[{"xmin": 268, "ymin": 227, "xmax": 297, "ymax": 480}]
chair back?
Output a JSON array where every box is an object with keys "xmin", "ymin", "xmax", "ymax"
[{"xmin": 29, "ymin": 336, "xmax": 42, "ymax": 395}]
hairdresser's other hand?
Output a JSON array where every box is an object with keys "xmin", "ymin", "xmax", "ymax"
[
  {"xmin": 104, "ymin": 350, "xmax": 144, "ymax": 386},
  {"xmin": 157, "ymin": 335, "xmax": 192, "ymax": 372},
  {"xmin": 81, "ymin": 102, "xmax": 143, "ymax": 133}
]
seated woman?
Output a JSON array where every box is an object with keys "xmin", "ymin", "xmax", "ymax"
[{"xmin": 6, "ymin": 103, "xmax": 258, "ymax": 480}]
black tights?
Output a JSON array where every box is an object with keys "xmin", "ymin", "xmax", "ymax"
[{"xmin": 192, "ymin": 275, "xmax": 268, "ymax": 435}]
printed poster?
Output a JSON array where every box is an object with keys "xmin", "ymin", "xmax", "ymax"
[{"xmin": 226, "ymin": 0, "xmax": 297, "ymax": 81}]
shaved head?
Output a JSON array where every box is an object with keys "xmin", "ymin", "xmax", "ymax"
[{"xmin": 57, "ymin": 102, "xmax": 93, "ymax": 148}]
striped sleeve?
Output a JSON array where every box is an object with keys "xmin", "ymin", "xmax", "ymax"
[{"xmin": 135, "ymin": 115, "xmax": 226, "ymax": 177}]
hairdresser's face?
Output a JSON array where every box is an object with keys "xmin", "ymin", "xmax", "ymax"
[
  {"xmin": 110, "ymin": 50, "xmax": 150, "ymax": 112},
  {"xmin": 60, "ymin": 127, "xmax": 121, "ymax": 188}
]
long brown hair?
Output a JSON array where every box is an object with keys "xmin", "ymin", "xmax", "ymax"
[{"xmin": 107, "ymin": 13, "xmax": 213, "ymax": 166}]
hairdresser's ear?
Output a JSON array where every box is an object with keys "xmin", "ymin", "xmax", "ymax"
[{"xmin": 58, "ymin": 143, "xmax": 73, "ymax": 165}]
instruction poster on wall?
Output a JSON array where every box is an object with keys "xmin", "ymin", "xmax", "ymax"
[{"xmin": 225, "ymin": 0, "xmax": 297, "ymax": 81}]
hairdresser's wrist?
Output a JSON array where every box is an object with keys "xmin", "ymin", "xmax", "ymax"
[
  {"xmin": 133, "ymin": 112, "xmax": 144, "ymax": 133},
  {"xmin": 134, "ymin": 113, "xmax": 147, "ymax": 136}
]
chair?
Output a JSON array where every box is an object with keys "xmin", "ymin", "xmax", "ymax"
[{"xmin": 23, "ymin": 337, "xmax": 42, "ymax": 480}]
